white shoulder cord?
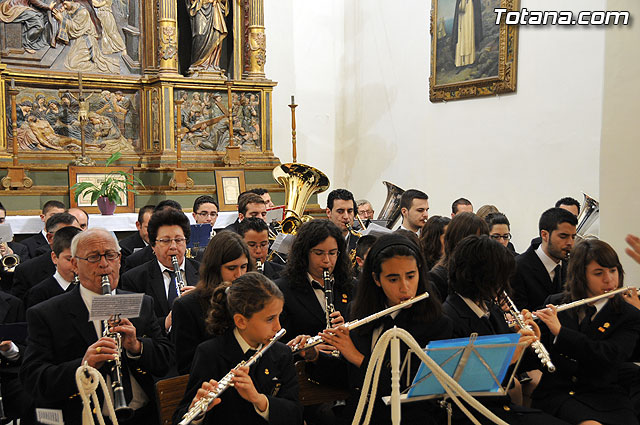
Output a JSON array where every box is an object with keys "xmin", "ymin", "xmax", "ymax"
[
  {"xmin": 75, "ymin": 363, "xmax": 119, "ymax": 425},
  {"xmin": 351, "ymin": 327, "xmax": 509, "ymax": 425}
]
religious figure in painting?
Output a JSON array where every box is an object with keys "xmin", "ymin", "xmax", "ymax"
[
  {"xmin": 91, "ymin": 0, "xmax": 124, "ymax": 54},
  {"xmin": 187, "ymin": 0, "xmax": 228, "ymax": 73},
  {"xmin": 53, "ymin": 0, "xmax": 119, "ymax": 73},
  {"xmin": 88, "ymin": 112, "xmax": 135, "ymax": 152},
  {"xmin": 0, "ymin": 0, "xmax": 53, "ymax": 53},
  {"xmin": 452, "ymin": 0, "xmax": 483, "ymax": 67}
]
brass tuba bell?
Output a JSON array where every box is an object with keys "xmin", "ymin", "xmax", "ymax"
[
  {"xmin": 376, "ymin": 181, "xmax": 405, "ymax": 229},
  {"xmin": 576, "ymin": 193, "xmax": 599, "ymax": 240},
  {"xmin": 273, "ymin": 163, "xmax": 330, "ymax": 234}
]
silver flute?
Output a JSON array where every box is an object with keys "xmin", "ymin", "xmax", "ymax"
[
  {"xmin": 291, "ymin": 291, "xmax": 430, "ymax": 354},
  {"xmin": 178, "ymin": 328, "xmax": 287, "ymax": 425},
  {"xmin": 502, "ymin": 291, "xmax": 556, "ymax": 373},
  {"xmin": 533, "ymin": 286, "xmax": 632, "ymax": 319},
  {"xmin": 171, "ymin": 255, "xmax": 187, "ymax": 298},
  {"xmin": 100, "ymin": 275, "xmax": 134, "ymax": 420}
]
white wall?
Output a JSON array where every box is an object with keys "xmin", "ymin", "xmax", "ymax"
[
  {"xmin": 600, "ymin": 0, "xmax": 640, "ymax": 283},
  {"xmin": 266, "ymin": 0, "xmax": 607, "ymax": 252}
]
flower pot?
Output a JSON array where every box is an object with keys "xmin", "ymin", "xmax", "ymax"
[{"xmin": 97, "ymin": 196, "xmax": 117, "ymax": 215}]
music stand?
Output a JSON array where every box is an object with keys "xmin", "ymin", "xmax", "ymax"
[
  {"xmin": 402, "ymin": 333, "xmax": 521, "ymax": 403},
  {"xmin": 362, "ymin": 329, "xmax": 521, "ymax": 425},
  {"xmin": 188, "ymin": 223, "xmax": 213, "ymax": 256}
]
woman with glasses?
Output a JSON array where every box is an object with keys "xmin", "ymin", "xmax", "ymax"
[
  {"xmin": 486, "ymin": 212, "xmax": 518, "ymax": 255},
  {"xmin": 275, "ymin": 219, "xmax": 353, "ymax": 424},
  {"xmin": 172, "ymin": 231, "xmax": 252, "ymax": 374},
  {"xmin": 120, "ymin": 208, "xmax": 200, "ymax": 335},
  {"xmin": 277, "ymin": 219, "xmax": 353, "ymax": 349}
]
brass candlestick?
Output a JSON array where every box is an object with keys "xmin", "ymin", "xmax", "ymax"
[{"xmin": 289, "ymin": 95, "xmax": 297, "ymax": 163}]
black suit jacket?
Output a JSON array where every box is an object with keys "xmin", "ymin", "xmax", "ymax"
[
  {"xmin": 119, "ymin": 232, "xmax": 146, "ymax": 262},
  {"xmin": 171, "ymin": 289, "xmax": 209, "ymax": 375},
  {"xmin": 262, "ymin": 260, "xmax": 284, "ymax": 281},
  {"xmin": 25, "ymin": 275, "xmax": 68, "ymax": 309},
  {"xmin": 21, "ymin": 232, "xmax": 48, "ymax": 259},
  {"xmin": 11, "ymin": 252, "xmax": 55, "ymax": 302},
  {"xmin": 0, "ymin": 241, "xmax": 29, "ymax": 293},
  {"xmin": 122, "ymin": 245, "xmax": 155, "ymax": 274},
  {"xmin": 532, "ymin": 298, "xmax": 640, "ymax": 420},
  {"xmin": 222, "ymin": 219, "xmax": 240, "ymax": 234},
  {"xmin": 120, "ymin": 258, "xmax": 200, "ymax": 332},
  {"xmin": 511, "ymin": 240, "xmax": 567, "ymax": 311},
  {"xmin": 275, "ymin": 274, "xmax": 352, "ymax": 342},
  {"xmin": 20, "ymin": 286, "xmax": 173, "ymax": 425},
  {"xmin": 0, "ymin": 291, "xmax": 25, "ymax": 372},
  {"xmin": 173, "ymin": 328, "xmax": 303, "ymax": 425},
  {"xmin": 340, "ymin": 307, "xmax": 452, "ymax": 425}
]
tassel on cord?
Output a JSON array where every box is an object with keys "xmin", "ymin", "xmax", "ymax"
[
  {"xmin": 75, "ymin": 362, "xmax": 119, "ymax": 425},
  {"xmin": 351, "ymin": 327, "xmax": 510, "ymax": 425}
]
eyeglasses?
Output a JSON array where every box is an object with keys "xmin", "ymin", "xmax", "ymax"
[
  {"xmin": 490, "ymin": 233, "xmax": 512, "ymax": 241},
  {"xmin": 310, "ymin": 249, "xmax": 340, "ymax": 258},
  {"xmin": 76, "ymin": 251, "xmax": 121, "ymax": 263},
  {"xmin": 196, "ymin": 211, "xmax": 218, "ymax": 218},
  {"xmin": 247, "ymin": 241, "xmax": 270, "ymax": 249},
  {"xmin": 156, "ymin": 237, "xmax": 187, "ymax": 246}
]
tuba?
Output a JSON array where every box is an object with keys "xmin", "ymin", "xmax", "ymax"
[
  {"xmin": 576, "ymin": 193, "xmax": 599, "ymax": 240},
  {"xmin": 273, "ymin": 163, "xmax": 330, "ymax": 234},
  {"xmin": 376, "ymin": 181, "xmax": 405, "ymax": 229}
]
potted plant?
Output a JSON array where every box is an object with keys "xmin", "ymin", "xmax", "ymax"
[{"xmin": 71, "ymin": 152, "xmax": 144, "ymax": 215}]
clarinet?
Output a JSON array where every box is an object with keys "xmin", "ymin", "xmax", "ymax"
[
  {"xmin": 502, "ymin": 291, "xmax": 556, "ymax": 373},
  {"xmin": 323, "ymin": 269, "xmax": 335, "ymax": 329},
  {"xmin": 101, "ymin": 275, "xmax": 134, "ymax": 420},
  {"xmin": 256, "ymin": 259, "xmax": 264, "ymax": 273},
  {"xmin": 292, "ymin": 291, "xmax": 430, "ymax": 354},
  {"xmin": 178, "ymin": 328, "xmax": 287, "ymax": 425},
  {"xmin": 171, "ymin": 255, "xmax": 187, "ymax": 298}
]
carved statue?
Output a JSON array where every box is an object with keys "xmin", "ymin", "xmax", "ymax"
[
  {"xmin": 53, "ymin": 0, "xmax": 119, "ymax": 73},
  {"xmin": 187, "ymin": 0, "xmax": 228, "ymax": 75},
  {"xmin": 0, "ymin": 0, "xmax": 52, "ymax": 53}
]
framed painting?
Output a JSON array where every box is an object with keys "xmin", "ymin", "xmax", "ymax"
[
  {"xmin": 68, "ymin": 166, "xmax": 135, "ymax": 213},
  {"xmin": 214, "ymin": 169, "xmax": 246, "ymax": 211},
  {"xmin": 429, "ymin": 0, "xmax": 519, "ymax": 102}
]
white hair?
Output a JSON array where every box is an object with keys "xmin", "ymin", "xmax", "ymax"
[{"xmin": 70, "ymin": 227, "xmax": 120, "ymax": 257}]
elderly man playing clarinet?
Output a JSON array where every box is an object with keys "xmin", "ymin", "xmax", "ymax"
[{"xmin": 20, "ymin": 228, "xmax": 173, "ymax": 425}]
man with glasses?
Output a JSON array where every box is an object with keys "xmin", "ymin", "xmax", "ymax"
[
  {"xmin": 120, "ymin": 208, "xmax": 199, "ymax": 334},
  {"xmin": 238, "ymin": 217, "xmax": 283, "ymax": 280},
  {"xmin": 21, "ymin": 228, "xmax": 173, "ymax": 425},
  {"xmin": 356, "ymin": 199, "xmax": 374, "ymax": 221},
  {"xmin": 191, "ymin": 195, "xmax": 219, "ymax": 226}
]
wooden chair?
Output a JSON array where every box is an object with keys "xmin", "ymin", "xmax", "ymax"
[
  {"xmin": 156, "ymin": 374, "xmax": 190, "ymax": 425},
  {"xmin": 295, "ymin": 361, "xmax": 349, "ymax": 406}
]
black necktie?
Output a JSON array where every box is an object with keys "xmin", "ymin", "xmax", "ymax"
[
  {"xmin": 580, "ymin": 305, "xmax": 597, "ymax": 331},
  {"xmin": 311, "ymin": 280, "xmax": 324, "ymax": 291},
  {"xmin": 245, "ymin": 349, "xmax": 258, "ymax": 360},
  {"xmin": 552, "ymin": 264, "xmax": 563, "ymax": 292},
  {"xmin": 167, "ymin": 270, "xmax": 178, "ymax": 307},
  {"xmin": 65, "ymin": 282, "xmax": 76, "ymax": 292}
]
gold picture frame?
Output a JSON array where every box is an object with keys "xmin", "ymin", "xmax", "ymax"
[
  {"xmin": 214, "ymin": 169, "xmax": 246, "ymax": 211},
  {"xmin": 68, "ymin": 166, "xmax": 135, "ymax": 213},
  {"xmin": 429, "ymin": 0, "xmax": 519, "ymax": 102}
]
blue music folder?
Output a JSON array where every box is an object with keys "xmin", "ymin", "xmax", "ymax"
[
  {"xmin": 188, "ymin": 224, "xmax": 212, "ymax": 250},
  {"xmin": 407, "ymin": 333, "xmax": 520, "ymax": 399}
]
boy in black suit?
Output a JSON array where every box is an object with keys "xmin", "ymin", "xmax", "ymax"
[
  {"xmin": 238, "ymin": 217, "xmax": 283, "ymax": 281},
  {"xmin": 25, "ymin": 226, "xmax": 83, "ymax": 308}
]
